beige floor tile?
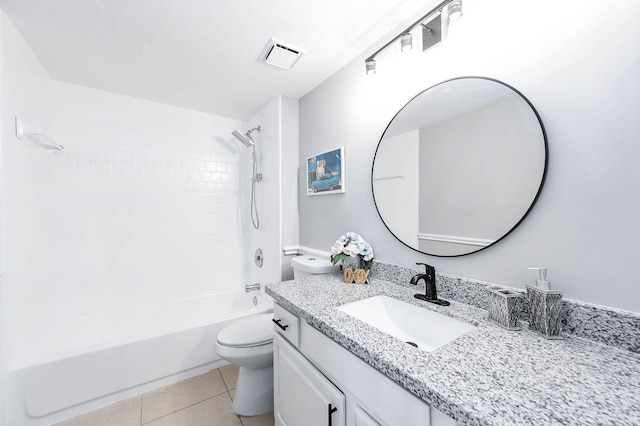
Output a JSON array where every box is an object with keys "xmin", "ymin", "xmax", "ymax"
[
  {"xmin": 239, "ymin": 412, "xmax": 274, "ymax": 426},
  {"xmin": 54, "ymin": 396, "xmax": 142, "ymax": 426},
  {"xmin": 219, "ymin": 364, "xmax": 239, "ymax": 391},
  {"xmin": 229, "ymin": 389, "xmax": 235, "ymax": 402},
  {"xmin": 145, "ymin": 393, "xmax": 242, "ymax": 426},
  {"xmin": 142, "ymin": 370, "xmax": 228, "ymax": 423}
]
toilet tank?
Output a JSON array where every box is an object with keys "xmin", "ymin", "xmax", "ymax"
[{"xmin": 291, "ymin": 255, "xmax": 337, "ymax": 280}]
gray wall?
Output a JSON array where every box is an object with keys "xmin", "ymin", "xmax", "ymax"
[{"xmin": 298, "ymin": 0, "xmax": 640, "ymax": 312}]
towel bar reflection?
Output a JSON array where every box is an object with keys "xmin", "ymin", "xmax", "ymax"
[
  {"xmin": 373, "ymin": 174, "xmax": 406, "ymax": 181},
  {"xmin": 15, "ymin": 117, "xmax": 64, "ymax": 151}
]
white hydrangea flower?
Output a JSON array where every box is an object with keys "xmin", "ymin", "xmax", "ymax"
[
  {"xmin": 331, "ymin": 240, "xmax": 345, "ymax": 255},
  {"xmin": 344, "ymin": 243, "xmax": 361, "ymax": 257}
]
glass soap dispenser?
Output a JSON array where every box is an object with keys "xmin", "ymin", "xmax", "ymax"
[{"xmin": 526, "ymin": 267, "xmax": 563, "ymax": 339}]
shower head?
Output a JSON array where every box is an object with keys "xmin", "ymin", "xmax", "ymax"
[
  {"xmin": 231, "ymin": 126, "xmax": 261, "ymax": 148},
  {"xmin": 232, "ymin": 129, "xmax": 253, "ymax": 147}
]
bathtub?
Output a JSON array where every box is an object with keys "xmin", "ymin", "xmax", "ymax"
[{"xmin": 8, "ymin": 291, "xmax": 273, "ymax": 425}]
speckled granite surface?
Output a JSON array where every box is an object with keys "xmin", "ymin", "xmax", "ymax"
[
  {"xmin": 370, "ymin": 260, "xmax": 640, "ymax": 352},
  {"xmin": 266, "ymin": 274, "xmax": 640, "ymax": 426}
]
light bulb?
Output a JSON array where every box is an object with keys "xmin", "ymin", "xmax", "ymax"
[
  {"xmin": 365, "ymin": 59, "xmax": 376, "ymax": 75},
  {"xmin": 448, "ymin": 0, "xmax": 462, "ymax": 23},
  {"xmin": 400, "ymin": 33, "xmax": 413, "ymax": 52}
]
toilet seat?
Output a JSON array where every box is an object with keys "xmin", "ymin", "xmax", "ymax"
[{"xmin": 216, "ymin": 313, "xmax": 273, "ymax": 348}]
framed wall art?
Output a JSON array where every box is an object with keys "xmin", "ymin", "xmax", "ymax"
[{"xmin": 307, "ymin": 146, "xmax": 345, "ymax": 196}]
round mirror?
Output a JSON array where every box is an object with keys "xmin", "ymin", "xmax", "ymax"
[{"xmin": 372, "ymin": 77, "xmax": 547, "ymax": 257}]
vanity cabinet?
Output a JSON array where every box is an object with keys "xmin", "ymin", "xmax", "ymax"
[
  {"xmin": 274, "ymin": 334, "xmax": 345, "ymax": 426},
  {"xmin": 273, "ymin": 303, "xmax": 458, "ymax": 426}
]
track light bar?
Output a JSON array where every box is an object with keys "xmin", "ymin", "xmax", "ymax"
[{"xmin": 364, "ymin": 0, "xmax": 461, "ymax": 75}]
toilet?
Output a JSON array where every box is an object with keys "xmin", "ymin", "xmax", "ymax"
[
  {"xmin": 290, "ymin": 254, "xmax": 338, "ymax": 279},
  {"xmin": 214, "ymin": 254, "xmax": 336, "ymax": 416},
  {"xmin": 214, "ymin": 313, "xmax": 274, "ymax": 416}
]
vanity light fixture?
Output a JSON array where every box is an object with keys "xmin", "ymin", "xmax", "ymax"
[
  {"xmin": 365, "ymin": 59, "xmax": 376, "ymax": 75},
  {"xmin": 447, "ymin": 0, "xmax": 463, "ymax": 22},
  {"xmin": 400, "ymin": 33, "xmax": 414, "ymax": 52},
  {"xmin": 364, "ymin": 0, "xmax": 462, "ymax": 75}
]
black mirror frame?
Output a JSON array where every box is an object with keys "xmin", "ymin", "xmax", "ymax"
[{"xmin": 371, "ymin": 76, "xmax": 549, "ymax": 258}]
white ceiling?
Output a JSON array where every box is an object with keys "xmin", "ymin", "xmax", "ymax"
[{"xmin": 0, "ymin": 0, "xmax": 435, "ymax": 120}]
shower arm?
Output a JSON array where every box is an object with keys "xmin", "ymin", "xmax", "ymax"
[{"xmin": 246, "ymin": 126, "xmax": 261, "ymax": 136}]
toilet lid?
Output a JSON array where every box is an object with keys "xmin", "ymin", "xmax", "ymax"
[
  {"xmin": 217, "ymin": 313, "xmax": 274, "ymax": 348},
  {"xmin": 291, "ymin": 255, "xmax": 337, "ymax": 274}
]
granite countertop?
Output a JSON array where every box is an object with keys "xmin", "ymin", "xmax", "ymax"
[{"xmin": 265, "ymin": 274, "xmax": 640, "ymax": 426}]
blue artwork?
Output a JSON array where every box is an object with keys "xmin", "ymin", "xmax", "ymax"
[{"xmin": 307, "ymin": 147, "xmax": 345, "ymax": 195}]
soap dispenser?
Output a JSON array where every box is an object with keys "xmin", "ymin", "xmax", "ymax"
[{"xmin": 526, "ymin": 267, "xmax": 563, "ymax": 339}]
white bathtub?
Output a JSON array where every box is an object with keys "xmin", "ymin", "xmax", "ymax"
[{"xmin": 8, "ymin": 291, "xmax": 273, "ymax": 426}]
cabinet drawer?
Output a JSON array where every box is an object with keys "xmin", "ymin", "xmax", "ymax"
[{"xmin": 273, "ymin": 303, "xmax": 300, "ymax": 347}]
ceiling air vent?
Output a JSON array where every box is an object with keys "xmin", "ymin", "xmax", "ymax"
[{"xmin": 260, "ymin": 38, "xmax": 304, "ymax": 70}]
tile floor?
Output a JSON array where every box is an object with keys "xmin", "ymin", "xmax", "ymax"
[{"xmin": 54, "ymin": 364, "xmax": 274, "ymax": 426}]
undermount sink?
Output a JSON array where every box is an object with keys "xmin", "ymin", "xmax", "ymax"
[{"xmin": 336, "ymin": 295, "xmax": 475, "ymax": 352}]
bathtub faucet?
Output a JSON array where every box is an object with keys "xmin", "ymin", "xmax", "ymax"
[{"xmin": 245, "ymin": 283, "xmax": 261, "ymax": 293}]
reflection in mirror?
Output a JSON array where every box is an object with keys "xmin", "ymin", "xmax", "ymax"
[{"xmin": 372, "ymin": 77, "xmax": 547, "ymax": 257}]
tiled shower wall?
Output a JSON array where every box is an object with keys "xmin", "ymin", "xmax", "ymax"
[
  {"xmin": 51, "ymin": 82, "xmax": 246, "ymax": 314},
  {"xmin": 3, "ymin": 76, "xmax": 248, "ymax": 362}
]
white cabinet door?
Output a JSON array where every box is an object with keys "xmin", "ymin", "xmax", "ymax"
[
  {"xmin": 274, "ymin": 334, "xmax": 345, "ymax": 426},
  {"xmin": 301, "ymin": 323, "xmax": 431, "ymax": 426},
  {"xmin": 354, "ymin": 405, "xmax": 381, "ymax": 426}
]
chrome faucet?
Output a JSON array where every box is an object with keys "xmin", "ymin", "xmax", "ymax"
[
  {"xmin": 245, "ymin": 283, "xmax": 261, "ymax": 293},
  {"xmin": 410, "ymin": 263, "xmax": 450, "ymax": 306}
]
